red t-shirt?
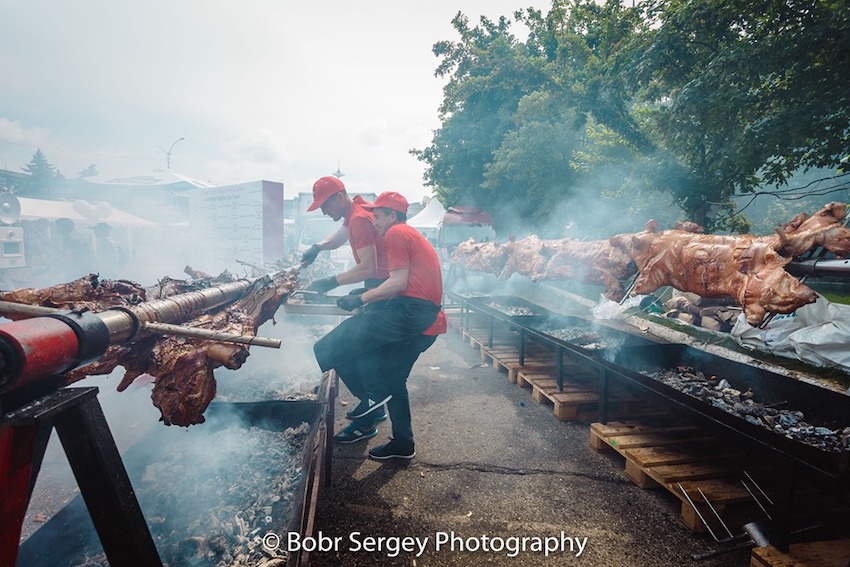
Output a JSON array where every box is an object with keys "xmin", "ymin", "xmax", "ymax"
[
  {"xmin": 384, "ymin": 223, "xmax": 447, "ymax": 335},
  {"xmin": 344, "ymin": 199, "xmax": 389, "ymax": 279}
]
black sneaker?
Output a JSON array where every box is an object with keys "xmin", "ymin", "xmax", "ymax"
[
  {"xmin": 347, "ymin": 395, "xmax": 393, "ymax": 420},
  {"xmin": 368, "ymin": 439, "xmax": 415, "ymax": 460},
  {"xmin": 345, "ymin": 398, "xmax": 387, "ymax": 421},
  {"xmin": 345, "ymin": 400, "xmax": 388, "ymax": 421},
  {"xmin": 334, "ymin": 423, "xmax": 378, "ymax": 444}
]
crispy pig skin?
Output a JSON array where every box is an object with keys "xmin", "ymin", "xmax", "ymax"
[
  {"xmin": 609, "ymin": 226, "xmax": 818, "ymax": 325},
  {"xmin": 450, "ymin": 236, "xmax": 634, "ymax": 301},
  {"xmin": 447, "ymin": 203, "xmax": 848, "ymax": 325},
  {"xmin": 451, "ymin": 239, "xmax": 508, "ymax": 274},
  {"xmin": 540, "ymin": 238, "xmax": 635, "ymax": 301},
  {"xmin": 0, "ymin": 274, "xmax": 146, "ymax": 312},
  {"xmin": 1, "ymin": 269, "xmax": 299, "ymax": 426},
  {"xmin": 501, "ymin": 235, "xmax": 547, "ymax": 280}
]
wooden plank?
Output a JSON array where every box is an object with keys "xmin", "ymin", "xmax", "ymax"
[
  {"xmin": 591, "ymin": 421, "xmax": 699, "ymax": 439},
  {"xmin": 624, "ymin": 458, "xmax": 657, "ymax": 488},
  {"xmin": 648, "ymin": 462, "xmax": 742, "ymax": 484},
  {"xmin": 517, "ymin": 370, "xmax": 559, "ymax": 388},
  {"xmin": 751, "ymin": 539, "xmax": 850, "ymax": 567},
  {"xmin": 604, "ymin": 432, "xmax": 718, "ymax": 451},
  {"xmin": 625, "ymin": 443, "xmax": 744, "ymax": 468},
  {"xmin": 676, "ymin": 478, "xmax": 754, "ymax": 506},
  {"xmin": 505, "ymin": 361, "xmax": 559, "ymax": 383}
]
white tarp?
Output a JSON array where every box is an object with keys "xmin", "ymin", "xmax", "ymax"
[
  {"xmin": 408, "ymin": 198, "xmax": 445, "ymax": 229},
  {"xmin": 408, "ymin": 197, "xmax": 445, "ymax": 242},
  {"xmin": 19, "ymin": 197, "xmax": 155, "ymax": 227},
  {"xmin": 731, "ymin": 296, "xmax": 850, "ymax": 373},
  {"xmin": 84, "ymin": 169, "xmax": 214, "ymax": 188}
]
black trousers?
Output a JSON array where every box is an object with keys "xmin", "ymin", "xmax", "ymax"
[{"xmin": 314, "ymin": 297, "xmax": 439, "ymax": 445}]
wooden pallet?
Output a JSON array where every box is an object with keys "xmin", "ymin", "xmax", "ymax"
[
  {"xmin": 518, "ymin": 366, "xmax": 643, "ymax": 421},
  {"xmin": 469, "ymin": 331, "xmax": 649, "ymax": 421},
  {"xmin": 751, "ymin": 539, "xmax": 850, "ymax": 567},
  {"xmin": 462, "ymin": 327, "xmax": 518, "ymax": 351},
  {"xmin": 478, "ymin": 345, "xmax": 554, "ymax": 381},
  {"xmin": 590, "ymin": 420, "xmax": 761, "ymax": 532}
]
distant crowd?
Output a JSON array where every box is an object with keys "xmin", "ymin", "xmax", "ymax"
[{"xmin": 5, "ymin": 218, "xmax": 126, "ymax": 289}]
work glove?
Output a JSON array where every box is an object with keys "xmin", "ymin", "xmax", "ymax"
[
  {"xmin": 300, "ymin": 244, "xmax": 322, "ymax": 267},
  {"xmin": 307, "ymin": 275, "xmax": 339, "ymax": 294},
  {"xmin": 336, "ymin": 294, "xmax": 364, "ymax": 312}
]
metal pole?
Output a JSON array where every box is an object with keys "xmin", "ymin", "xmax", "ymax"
[{"xmin": 141, "ymin": 321, "xmax": 281, "ymax": 348}]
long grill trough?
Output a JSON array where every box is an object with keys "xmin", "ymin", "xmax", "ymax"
[
  {"xmin": 17, "ymin": 387, "xmax": 329, "ymax": 567},
  {"xmin": 596, "ymin": 343, "xmax": 850, "ymax": 480}
]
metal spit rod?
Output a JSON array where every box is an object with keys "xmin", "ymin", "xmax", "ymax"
[
  {"xmin": 0, "ymin": 280, "xmax": 281, "ymax": 349},
  {"xmin": 141, "ymin": 321, "xmax": 280, "ymax": 348}
]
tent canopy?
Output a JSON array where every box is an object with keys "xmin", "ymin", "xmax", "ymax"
[
  {"xmin": 18, "ymin": 197, "xmax": 156, "ymax": 227},
  {"xmin": 83, "ymin": 169, "xmax": 214, "ymax": 188},
  {"xmin": 408, "ymin": 198, "xmax": 445, "ymax": 230}
]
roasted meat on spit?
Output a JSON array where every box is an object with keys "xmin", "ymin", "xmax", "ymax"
[
  {"xmin": 609, "ymin": 221, "xmax": 819, "ymax": 325},
  {"xmin": 451, "ymin": 239, "xmax": 508, "ymax": 274},
  {"xmin": 539, "ymin": 238, "xmax": 634, "ymax": 301},
  {"xmin": 448, "ymin": 203, "xmax": 849, "ymax": 324},
  {"xmin": 0, "ymin": 269, "xmax": 300, "ymax": 426},
  {"xmin": 451, "ymin": 235, "xmax": 634, "ymax": 301}
]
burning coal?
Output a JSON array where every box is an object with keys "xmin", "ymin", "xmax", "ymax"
[{"xmin": 650, "ymin": 365, "xmax": 850, "ymax": 452}]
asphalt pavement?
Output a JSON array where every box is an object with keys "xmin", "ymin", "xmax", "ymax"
[{"xmin": 310, "ymin": 324, "xmax": 753, "ymax": 566}]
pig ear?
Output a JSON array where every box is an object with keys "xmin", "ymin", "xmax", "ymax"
[{"xmin": 645, "ymin": 219, "xmax": 658, "ymax": 233}]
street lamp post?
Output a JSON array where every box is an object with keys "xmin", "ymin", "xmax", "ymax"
[{"xmin": 156, "ymin": 137, "xmax": 185, "ymax": 170}]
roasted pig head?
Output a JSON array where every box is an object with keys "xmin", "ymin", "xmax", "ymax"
[{"xmin": 451, "ymin": 238, "xmax": 508, "ymax": 275}]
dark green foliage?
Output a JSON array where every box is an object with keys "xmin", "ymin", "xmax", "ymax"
[
  {"xmin": 413, "ymin": 0, "xmax": 850, "ymax": 234},
  {"xmin": 20, "ymin": 148, "xmax": 64, "ymax": 198}
]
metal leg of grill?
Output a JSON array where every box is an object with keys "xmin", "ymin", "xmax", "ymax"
[
  {"xmin": 598, "ymin": 368, "xmax": 609, "ymax": 424},
  {"xmin": 324, "ymin": 371, "xmax": 336, "ymax": 488},
  {"xmin": 54, "ymin": 388, "xmax": 162, "ymax": 566}
]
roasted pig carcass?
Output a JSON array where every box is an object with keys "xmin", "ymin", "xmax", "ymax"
[
  {"xmin": 0, "ymin": 270, "xmax": 299, "ymax": 426},
  {"xmin": 610, "ymin": 223, "xmax": 818, "ymax": 325},
  {"xmin": 0, "ymin": 276, "xmax": 147, "ymax": 309},
  {"xmin": 450, "ymin": 238, "xmax": 508, "ymax": 275},
  {"xmin": 769, "ymin": 202, "xmax": 850, "ymax": 258},
  {"xmin": 540, "ymin": 238, "xmax": 635, "ymax": 301},
  {"xmin": 500, "ymin": 235, "xmax": 547, "ymax": 280}
]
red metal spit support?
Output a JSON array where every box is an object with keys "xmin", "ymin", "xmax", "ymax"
[{"xmin": 0, "ymin": 278, "xmax": 281, "ymax": 567}]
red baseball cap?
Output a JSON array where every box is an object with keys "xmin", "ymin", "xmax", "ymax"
[
  {"xmin": 363, "ymin": 191, "xmax": 409, "ymax": 215},
  {"xmin": 306, "ymin": 176, "xmax": 345, "ymax": 212}
]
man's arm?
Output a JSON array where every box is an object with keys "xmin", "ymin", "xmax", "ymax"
[
  {"xmin": 360, "ymin": 267, "xmax": 409, "ymax": 304},
  {"xmin": 318, "ymin": 225, "xmax": 349, "ymax": 250},
  {"xmin": 301, "ymin": 224, "xmax": 350, "ymax": 266},
  {"xmin": 335, "ymin": 244, "xmax": 378, "ymax": 285}
]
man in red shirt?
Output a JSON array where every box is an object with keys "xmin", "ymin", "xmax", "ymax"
[
  {"xmin": 302, "ymin": 176, "xmax": 391, "ymax": 427},
  {"xmin": 300, "ymin": 176, "xmax": 388, "ymax": 293},
  {"xmin": 313, "ymin": 191, "xmax": 446, "ymax": 460}
]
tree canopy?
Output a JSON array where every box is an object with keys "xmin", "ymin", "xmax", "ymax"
[
  {"xmin": 413, "ymin": 0, "xmax": 850, "ymax": 233},
  {"xmin": 20, "ymin": 148, "xmax": 64, "ymax": 198}
]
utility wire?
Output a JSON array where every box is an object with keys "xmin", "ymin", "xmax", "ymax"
[{"xmin": 715, "ymin": 172, "xmax": 850, "ymax": 220}]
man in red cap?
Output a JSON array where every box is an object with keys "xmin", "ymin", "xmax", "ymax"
[
  {"xmin": 302, "ymin": 176, "xmax": 391, "ymax": 431},
  {"xmin": 313, "ymin": 191, "xmax": 447, "ymax": 460},
  {"xmin": 300, "ymin": 176, "xmax": 388, "ymax": 293}
]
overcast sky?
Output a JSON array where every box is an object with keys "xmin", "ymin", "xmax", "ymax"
[{"xmin": 0, "ymin": 1, "xmax": 550, "ymax": 202}]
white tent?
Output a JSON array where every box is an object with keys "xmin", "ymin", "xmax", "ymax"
[
  {"xmin": 84, "ymin": 169, "xmax": 214, "ymax": 188},
  {"xmin": 18, "ymin": 197, "xmax": 156, "ymax": 227},
  {"xmin": 408, "ymin": 198, "xmax": 445, "ymax": 242}
]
